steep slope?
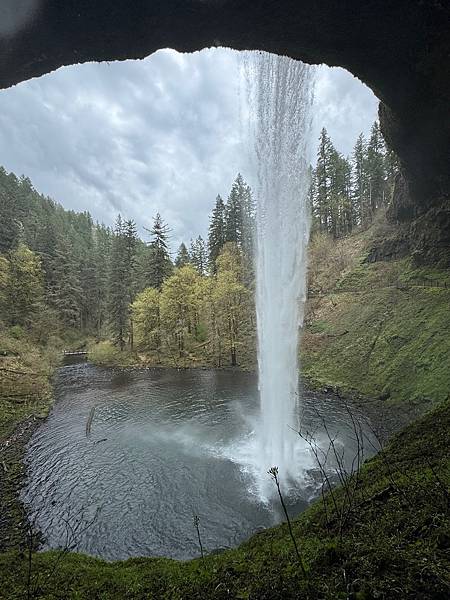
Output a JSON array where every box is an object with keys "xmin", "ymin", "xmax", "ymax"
[{"xmin": 302, "ymin": 216, "xmax": 450, "ymax": 410}]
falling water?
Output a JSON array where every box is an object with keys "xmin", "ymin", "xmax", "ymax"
[{"xmin": 244, "ymin": 53, "xmax": 315, "ymax": 488}]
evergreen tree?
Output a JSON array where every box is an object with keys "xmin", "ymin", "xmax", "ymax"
[
  {"xmin": 146, "ymin": 213, "xmax": 172, "ymax": 289},
  {"xmin": 175, "ymin": 243, "xmax": 191, "ymax": 268},
  {"xmin": 190, "ymin": 236, "xmax": 207, "ymax": 275},
  {"xmin": 208, "ymin": 194, "xmax": 226, "ymax": 273},
  {"xmin": 5, "ymin": 243, "xmax": 44, "ymax": 326},
  {"xmin": 351, "ymin": 133, "xmax": 369, "ymax": 227},
  {"xmin": 123, "ymin": 219, "xmax": 138, "ymax": 347},
  {"xmin": 366, "ymin": 121, "xmax": 387, "ymax": 215},
  {"xmin": 314, "ymin": 128, "xmax": 334, "ymax": 231},
  {"xmin": 225, "ymin": 175, "xmax": 245, "ymax": 246},
  {"xmin": 92, "ymin": 224, "xmax": 112, "ymax": 335},
  {"xmin": 47, "ymin": 236, "xmax": 82, "ymax": 328},
  {"xmin": 108, "ymin": 216, "xmax": 130, "ymax": 350}
]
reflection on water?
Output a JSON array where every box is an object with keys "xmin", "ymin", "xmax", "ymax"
[{"xmin": 23, "ymin": 364, "xmax": 376, "ymax": 560}]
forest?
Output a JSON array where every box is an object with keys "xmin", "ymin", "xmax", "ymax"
[{"xmin": 0, "ymin": 121, "xmax": 397, "ymax": 369}]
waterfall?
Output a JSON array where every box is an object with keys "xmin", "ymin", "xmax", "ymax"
[{"xmin": 244, "ymin": 52, "xmax": 315, "ymax": 487}]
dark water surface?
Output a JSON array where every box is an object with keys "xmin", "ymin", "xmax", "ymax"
[{"xmin": 23, "ymin": 364, "xmax": 376, "ymax": 560}]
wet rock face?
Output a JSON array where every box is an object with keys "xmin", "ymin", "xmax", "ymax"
[{"xmin": 0, "ymin": 1, "xmax": 448, "ymax": 211}]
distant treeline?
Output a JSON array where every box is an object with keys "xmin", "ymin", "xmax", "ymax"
[
  {"xmin": 310, "ymin": 122, "xmax": 399, "ymax": 238},
  {"xmin": 0, "ymin": 168, "xmax": 255, "ymax": 365},
  {"xmin": 0, "ymin": 121, "xmax": 399, "ymax": 365}
]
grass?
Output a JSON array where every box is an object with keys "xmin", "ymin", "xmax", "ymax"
[{"xmin": 0, "ymin": 400, "xmax": 448, "ymax": 599}]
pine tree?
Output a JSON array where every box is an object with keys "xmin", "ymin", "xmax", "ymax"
[
  {"xmin": 48, "ymin": 235, "xmax": 83, "ymax": 328},
  {"xmin": 190, "ymin": 236, "xmax": 207, "ymax": 275},
  {"xmin": 351, "ymin": 133, "xmax": 369, "ymax": 227},
  {"xmin": 146, "ymin": 213, "xmax": 172, "ymax": 289},
  {"xmin": 225, "ymin": 175, "xmax": 245, "ymax": 246},
  {"xmin": 5, "ymin": 243, "xmax": 44, "ymax": 326},
  {"xmin": 175, "ymin": 243, "xmax": 191, "ymax": 268},
  {"xmin": 366, "ymin": 121, "xmax": 387, "ymax": 216},
  {"xmin": 108, "ymin": 216, "xmax": 130, "ymax": 350},
  {"xmin": 208, "ymin": 195, "xmax": 226, "ymax": 273},
  {"xmin": 315, "ymin": 128, "xmax": 334, "ymax": 232},
  {"xmin": 92, "ymin": 224, "xmax": 112, "ymax": 335}
]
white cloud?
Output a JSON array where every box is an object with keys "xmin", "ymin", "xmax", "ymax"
[{"xmin": 0, "ymin": 49, "xmax": 378, "ymax": 249}]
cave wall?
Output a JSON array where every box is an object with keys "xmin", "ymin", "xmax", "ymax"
[{"xmin": 1, "ymin": 0, "xmax": 449, "ymax": 217}]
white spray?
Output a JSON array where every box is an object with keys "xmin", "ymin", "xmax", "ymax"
[{"xmin": 244, "ymin": 52, "xmax": 315, "ymax": 488}]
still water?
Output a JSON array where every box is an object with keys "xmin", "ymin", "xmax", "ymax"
[{"xmin": 23, "ymin": 363, "xmax": 375, "ymax": 560}]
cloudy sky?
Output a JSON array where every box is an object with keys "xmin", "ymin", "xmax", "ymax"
[{"xmin": 0, "ymin": 48, "xmax": 378, "ymax": 249}]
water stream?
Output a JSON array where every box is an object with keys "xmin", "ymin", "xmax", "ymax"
[{"xmin": 244, "ymin": 53, "xmax": 315, "ymax": 490}]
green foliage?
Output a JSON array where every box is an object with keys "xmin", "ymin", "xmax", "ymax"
[
  {"xmin": 175, "ymin": 242, "xmax": 191, "ymax": 268},
  {"xmin": 190, "ymin": 236, "xmax": 207, "ymax": 275},
  {"xmin": 311, "ymin": 123, "xmax": 399, "ymax": 238},
  {"xmin": 145, "ymin": 212, "xmax": 173, "ymax": 290},
  {"xmin": 5, "ymin": 244, "xmax": 44, "ymax": 327},
  {"xmin": 130, "ymin": 244, "xmax": 255, "ymax": 368},
  {"xmin": 208, "ymin": 175, "xmax": 255, "ymax": 275},
  {"xmin": 303, "ymin": 233, "xmax": 450, "ymax": 407},
  {"xmin": 88, "ymin": 341, "xmax": 134, "ymax": 367},
  {"xmin": 207, "ymin": 194, "xmax": 226, "ymax": 273},
  {"xmin": 132, "ymin": 287, "xmax": 161, "ymax": 353},
  {"xmin": 108, "ymin": 216, "xmax": 136, "ymax": 350}
]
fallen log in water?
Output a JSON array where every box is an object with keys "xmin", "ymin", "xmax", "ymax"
[{"xmin": 85, "ymin": 407, "xmax": 95, "ymax": 436}]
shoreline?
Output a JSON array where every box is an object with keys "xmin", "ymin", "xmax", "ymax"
[
  {"xmin": 0, "ymin": 414, "xmax": 46, "ymax": 552},
  {"xmin": 0, "ymin": 360, "xmax": 427, "ymax": 552}
]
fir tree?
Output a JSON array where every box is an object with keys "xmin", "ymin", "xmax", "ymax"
[
  {"xmin": 366, "ymin": 121, "xmax": 387, "ymax": 216},
  {"xmin": 225, "ymin": 175, "xmax": 245, "ymax": 246},
  {"xmin": 208, "ymin": 194, "xmax": 226, "ymax": 273},
  {"xmin": 351, "ymin": 133, "xmax": 368, "ymax": 227},
  {"xmin": 146, "ymin": 213, "xmax": 172, "ymax": 289},
  {"xmin": 190, "ymin": 236, "xmax": 207, "ymax": 276},
  {"xmin": 108, "ymin": 216, "xmax": 130, "ymax": 350},
  {"xmin": 175, "ymin": 242, "xmax": 191, "ymax": 268},
  {"xmin": 315, "ymin": 128, "xmax": 334, "ymax": 231}
]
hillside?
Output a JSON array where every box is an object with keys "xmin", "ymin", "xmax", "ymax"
[{"xmin": 302, "ymin": 214, "xmax": 450, "ymax": 410}]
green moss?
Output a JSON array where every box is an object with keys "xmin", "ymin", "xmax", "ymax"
[
  {"xmin": 0, "ymin": 401, "xmax": 448, "ymax": 598},
  {"xmin": 302, "ymin": 260, "xmax": 450, "ymax": 407}
]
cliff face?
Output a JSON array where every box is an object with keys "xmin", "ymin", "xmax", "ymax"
[{"xmin": 0, "ymin": 1, "xmax": 449, "ymax": 245}]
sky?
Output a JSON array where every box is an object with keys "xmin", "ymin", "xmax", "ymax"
[{"xmin": 0, "ymin": 48, "xmax": 378, "ymax": 250}]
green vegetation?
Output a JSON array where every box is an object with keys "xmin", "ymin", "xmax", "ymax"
[
  {"xmin": 311, "ymin": 122, "xmax": 398, "ymax": 238},
  {"xmin": 88, "ymin": 341, "xmax": 135, "ymax": 368},
  {"xmin": 0, "ymin": 125, "xmax": 448, "ymax": 598},
  {"xmin": 0, "ymin": 400, "xmax": 448, "ymax": 599},
  {"xmin": 303, "ymin": 226, "xmax": 450, "ymax": 407},
  {"xmin": 0, "ymin": 330, "xmax": 55, "ymax": 442},
  {"xmin": 0, "ymin": 328, "xmax": 56, "ymax": 552}
]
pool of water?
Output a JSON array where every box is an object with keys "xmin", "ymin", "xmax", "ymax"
[{"xmin": 23, "ymin": 364, "xmax": 376, "ymax": 560}]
